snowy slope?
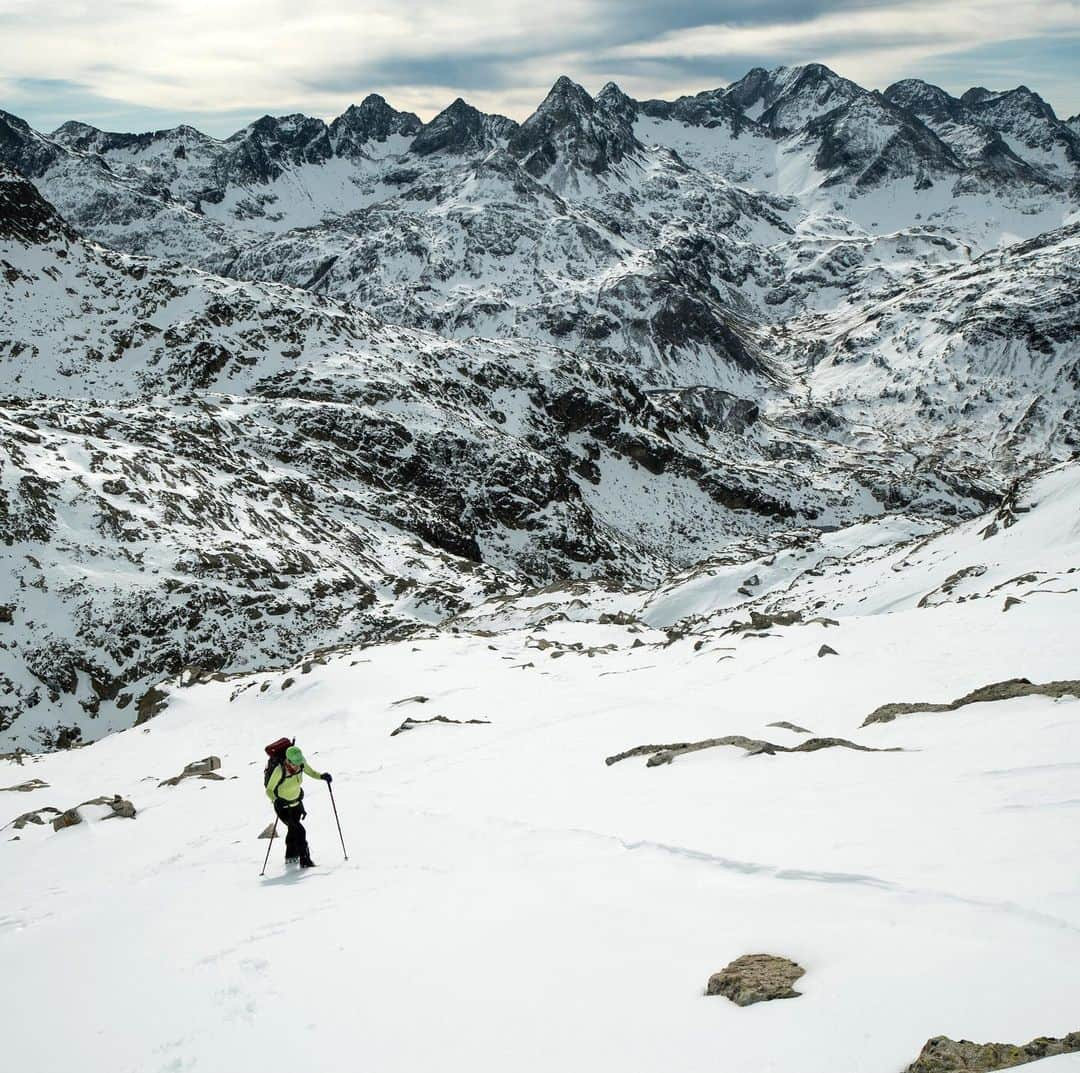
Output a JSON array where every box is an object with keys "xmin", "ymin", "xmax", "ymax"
[{"xmin": 3, "ymin": 466, "xmax": 1078, "ymax": 1073}]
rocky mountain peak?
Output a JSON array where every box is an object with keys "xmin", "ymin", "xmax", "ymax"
[
  {"xmin": 223, "ymin": 113, "xmax": 333, "ymax": 182},
  {"xmin": 50, "ymin": 119, "xmax": 101, "ymax": 148},
  {"xmin": 961, "ymin": 86, "xmax": 995, "ymax": 106},
  {"xmin": 538, "ymin": 75, "xmax": 596, "ymax": 115},
  {"xmin": 0, "ymin": 108, "xmax": 60, "ymax": 178},
  {"xmin": 723, "ymin": 67, "xmax": 773, "ymax": 111},
  {"xmin": 329, "ymin": 95, "xmax": 421, "ymax": 156},
  {"xmin": 596, "ymin": 82, "xmax": 638, "ymax": 124},
  {"xmin": 728, "ymin": 62, "xmax": 867, "ymax": 135},
  {"xmin": 639, "ymin": 87, "xmax": 753, "ymax": 133},
  {"xmin": 883, "ymin": 79, "xmax": 965, "ymax": 123},
  {"xmin": 508, "ymin": 75, "xmax": 641, "ymax": 181},
  {"xmin": 805, "ymin": 91, "xmax": 962, "ymax": 190},
  {"xmin": 981, "ymin": 85, "xmax": 1059, "ymax": 121},
  {"xmin": 960, "ymin": 85, "xmax": 1080, "ymax": 175},
  {"xmin": 409, "ymin": 97, "xmax": 509, "ymax": 156}
]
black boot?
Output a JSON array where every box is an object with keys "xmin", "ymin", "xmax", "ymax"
[{"xmin": 299, "ymin": 855, "xmax": 315, "ymax": 869}]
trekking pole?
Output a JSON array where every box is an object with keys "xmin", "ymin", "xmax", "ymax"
[
  {"xmin": 259, "ymin": 816, "xmax": 279, "ymax": 876},
  {"xmin": 327, "ymin": 782, "xmax": 348, "ymax": 861}
]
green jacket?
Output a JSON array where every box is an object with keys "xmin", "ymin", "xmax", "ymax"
[{"xmin": 266, "ymin": 761, "xmax": 322, "ymax": 805}]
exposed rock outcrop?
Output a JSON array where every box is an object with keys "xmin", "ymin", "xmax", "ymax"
[
  {"xmin": 606, "ymin": 735, "xmax": 900, "ymax": 766},
  {"xmin": 159, "ymin": 756, "xmax": 223, "ymax": 787},
  {"xmin": 905, "ymin": 1030, "xmax": 1080, "ymax": 1072},
  {"xmin": 863, "ymin": 678, "xmax": 1080, "ymax": 726},
  {"xmin": 50, "ymin": 795, "xmax": 136, "ymax": 830},
  {"xmin": 706, "ymin": 954, "xmax": 805, "ymax": 1005},
  {"xmin": 391, "ymin": 715, "xmax": 491, "ymax": 737},
  {"xmin": 0, "ymin": 778, "xmax": 49, "ymax": 792}
]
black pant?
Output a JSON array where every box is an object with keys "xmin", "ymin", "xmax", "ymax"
[{"xmin": 274, "ymin": 799, "xmax": 311, "ymax": 862}]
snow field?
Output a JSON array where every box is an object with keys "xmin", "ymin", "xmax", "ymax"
[{"xmin": 4, "ymin": 554, "xmax": 1078, "ymax": 1072}]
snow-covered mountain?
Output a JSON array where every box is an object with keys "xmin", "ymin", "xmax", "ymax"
[
  {"xmin": 1, "ymin": 62, "xmax": 1078, "ymax": 755},
  {"xmin": 2, "ymin": 57, "xmax": 1080, "ymax": 1073}
]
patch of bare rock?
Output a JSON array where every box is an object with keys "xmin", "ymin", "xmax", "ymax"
[
  {"xmin": 10, "ymin": 793, "xmax": 136, "ymax": 831},
  {"xmin": 606, "ymin": 736, "xmax": 900, "ymax": 767},
  {"xmin": 159, "ymin": 756, "xmax": 223, "ymax": 787},
  {"xmin": 391, "ymin": 715, "xmax": 491, "ymax": 736},
  {"xmin": 52, "ymin": 795, "xmax": 136, "ymax": 830},
  {"xmin": 0, "ymin": 777, "xmax": 49, "ymax": 792},
  {"xmin": 905, "ymin": 1030, "xmax": 1080, "ymax": 1072},
  {"xmin": 706, "ymin": 954, "xmax": 805, "ymax": 1005},
  {"xmin": 863, "ymin": 678, "xmax": 1080, "ymax": 726}
]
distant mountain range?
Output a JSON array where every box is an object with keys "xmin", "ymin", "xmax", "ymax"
[{"xmin": 1, "ymin": 63, "xmax": 1077, "ymax": 749}]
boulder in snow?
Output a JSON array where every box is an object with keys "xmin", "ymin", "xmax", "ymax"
[
  {"xmin": 706, "ymin": 954, "xmax": 805, "ymax": 1005},
  {"xmin": 52, "ymin": 808, "xmax": 83, "ymax": 831},
  {"xmin": 159, "ymin": 756, "xmax": 224, "ymax": 786}
]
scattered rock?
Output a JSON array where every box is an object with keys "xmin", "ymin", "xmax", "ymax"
[
  {"xmin": 391, "ymin": 715, "xmax": 491, "ymax": 737},
  {"xmin": 706, "ymin": 954, "xmax": 805, "ymax": 1006},
  {"xmin": 12, "ymin": 805, "xmax": 61, "ymax": 829},
  {"xmin": 50, "ymin": 795, "xmax": 137, "ymax": 830},
  {"xmin": 818, "ymin": 644, "xmax": 838, "ymax": 657},
  {"xmin": 606, "ymin": 735, "xmax": 900, "ymax": 767},
  {"xmin": 863, "ymin": 678, "xmax": 1080, "ymax": 726},
  {"xmin": 767, "ymin": 721, "xmax": 812, "ymax": 734},
  {"xmin": 917, "ymin": 564, "xmax": 989, "ymax": 607},
  {"xmin": 0, "ymin": 778, "xmax": 49, "ymax": 793},
  {"xmin": 184, "ymin": 756, "xmax": 221, "ymax": 775},
  {"xmin": 135, "ymin": 685, "xmax": 168, "ymax": 726},
  {"xmin": 904, "ymin": 1030, "xmax": 1080, "ymax": 1072},
  {"xmin": 391, "ymin": 695, "xmax": 430, "ymax": 707},
  {"xmin": 102, "ymin": 796, "xmax": 137, "ymax": 819},
  {"xmin": 724, "ymin": 610, "xmax": 804, "ymax": 635},
  {"xmin": 1003, "ymin": 597, "xmax": 1023, "ymax": 612},
  {"xmin": 52, "ymin": 808, "xmax": 83, "ymax": 831},
  {"xmin": 159, "ymin": 756, "xmax": 224, "ymax": 787}
]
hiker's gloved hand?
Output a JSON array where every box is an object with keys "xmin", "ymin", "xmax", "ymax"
[
  {"xmin": 322, "ymin": 772, "xmax": 333, "ymax": 783},
  {"xmin": 299, "ymin": 804, "xmax": 307, "ymax": 819}
]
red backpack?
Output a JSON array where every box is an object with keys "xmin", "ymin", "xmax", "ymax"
[{"xmin": 263, "ymin": 737, "xmax": 293, "ymax": 788}]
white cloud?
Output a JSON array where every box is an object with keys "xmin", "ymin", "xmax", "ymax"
[
  {"xmin": 609, "ymin": 0, "xmax": 1080, "ymax": 91},
  {"xmin": 2, "ymin": 0, "xmax": 1079, "ymax": 124}
]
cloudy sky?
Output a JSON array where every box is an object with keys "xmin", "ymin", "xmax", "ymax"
[{"xmin": 3, "ymin": 0, "xmax": 1079, "ymax": 135}]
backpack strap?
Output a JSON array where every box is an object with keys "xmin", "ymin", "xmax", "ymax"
[{"xmin": 268, "ymin": 762, "xmax": 287, "ymax": 800}]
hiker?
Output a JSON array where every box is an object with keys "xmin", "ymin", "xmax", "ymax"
[{"xmin": 266, "ymin": 744, "xmax": 332, "ymax": 868}]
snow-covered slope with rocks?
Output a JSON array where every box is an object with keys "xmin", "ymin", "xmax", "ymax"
[{"xmin": 3, "ymin": 463, "xmax": 1078, "ymax": 1073}]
